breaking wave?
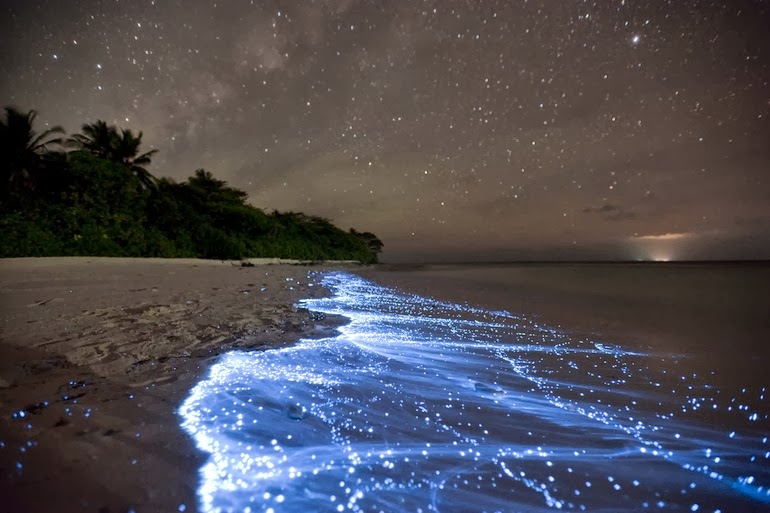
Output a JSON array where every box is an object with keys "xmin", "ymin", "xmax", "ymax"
[{"xmin": 179, "ymin": 272, "xmax": 769, "ymax": 512}]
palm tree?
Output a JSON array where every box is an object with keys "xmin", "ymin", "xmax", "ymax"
[
  {"xmin": 0, "ymin": 106, "xmax": 64, "ymax": 193},
  {"xmin": 112, "ymin": 128, "xmax": 158, "ymax": 189},
  {"xmin": 188, "ymin": 169, "xmax": 248, "ymax": 204},
  {"xmin": 67, "ymin": 120, "xmax": 114, "ymax": 159},
  {"xmin": 69, "ymin": 121, "xmax": 158, "ymax": 188}
]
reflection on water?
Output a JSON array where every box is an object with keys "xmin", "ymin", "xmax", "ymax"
[{"xmin": 179, "ymin": 272, "xmax": 769, "ymax": 512}]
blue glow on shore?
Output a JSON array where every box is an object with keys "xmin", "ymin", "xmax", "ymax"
[{"xmin": 179, "ymin": 272, "xmax": 769, "ymax": 512}]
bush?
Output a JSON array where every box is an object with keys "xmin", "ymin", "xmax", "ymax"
[{"xmin": 1, "ymin": 115, "xmax": 383, "ymax": 262}]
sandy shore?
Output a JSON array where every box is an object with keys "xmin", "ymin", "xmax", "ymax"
[{"xmin": 0, "ymin": 257, "xmax": 353, "ymax": 513}]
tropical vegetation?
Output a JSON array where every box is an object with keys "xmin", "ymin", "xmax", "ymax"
[{"xmin": 0, "ymin": 106, "xmax": 383, "ymax": 263}]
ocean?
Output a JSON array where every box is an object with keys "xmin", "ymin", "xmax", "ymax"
[{"xmin": 179, "ymin": 263, "xmax": 770, "ymax": 512}]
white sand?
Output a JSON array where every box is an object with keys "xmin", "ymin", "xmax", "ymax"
[{"xmin": 0, "ymin": 257, "xmax": 351, "ymax": 512}]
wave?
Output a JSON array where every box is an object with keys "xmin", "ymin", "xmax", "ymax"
[{"xmin": 179, "ymin": 272, "xmax": 769, "ymax": 512}]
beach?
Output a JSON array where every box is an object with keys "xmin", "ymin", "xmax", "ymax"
[
  {"xmin": 2, "ymin": 259, "xmax": 768, "ymax": 512},
  {"xmin": 0, "ymin": 258, "xmax": 351, "ymax": 513}
]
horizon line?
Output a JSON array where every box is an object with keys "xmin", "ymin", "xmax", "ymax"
[{"xmin": 377, "ymin": 258, "xmax": 770, "ymax": 265}]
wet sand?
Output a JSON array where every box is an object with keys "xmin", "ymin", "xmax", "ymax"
[{"xmin": 0, "ymin": 257, "xmax": 351, "ymax": 513}]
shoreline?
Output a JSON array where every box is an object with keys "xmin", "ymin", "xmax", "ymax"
[
  {"xmin": 0, "ymin": 257, "xmax": 350, "ymax": 512},
  {"xmin": 356, "ymin": 263, "xmax": 770, "ymax": 391},
  {"xmin": 0, "ymin": 256, "xmax": 366, "ymax": 268},
  {"xmin": 4, "ymin": 260, "xmax": 767, "ymax": 511}
]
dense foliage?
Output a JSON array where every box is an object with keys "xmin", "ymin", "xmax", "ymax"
[{"xmin": 0, "ymin": 107, "xmax": 382, "ymax": 263}]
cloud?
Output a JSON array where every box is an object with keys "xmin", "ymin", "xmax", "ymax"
[
  {"xmin": 582, "ymin": 203, "xmax": 619, "ymax": 214},
  {"xmin": 582, "ymin": 203, "xmax": 637, "ymax": 221},
  {"xmin": 631, "ymin": 232, "xmax": 695, "ymax": 241}
]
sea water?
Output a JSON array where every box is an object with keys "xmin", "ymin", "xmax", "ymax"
[{"xmin": 179, "ymin": 271, "xmax": 769, "ymax": 512}]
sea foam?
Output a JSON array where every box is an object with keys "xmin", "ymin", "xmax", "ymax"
[{"xmin": 179, "ymin": 272, "xmax": 769, "ymax": 512}]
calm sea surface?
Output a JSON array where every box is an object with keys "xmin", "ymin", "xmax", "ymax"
[{"xmin": 180, "ymin": 264, "xmax": 770, "ymax": 512}]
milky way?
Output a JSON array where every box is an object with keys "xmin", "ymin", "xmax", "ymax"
[{"xmin": 2, "ymin": 1, "xmax": 768, "ymax": 260}]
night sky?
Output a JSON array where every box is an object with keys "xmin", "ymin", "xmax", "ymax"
[{"xmin": 2, "ymin": 0, "xmax": 769, "ymax": 262}]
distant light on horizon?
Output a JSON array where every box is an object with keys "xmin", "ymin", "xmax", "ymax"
[
  {"xmin": 629, "ymin": 232, "xmax": 694, "ymax": 262},
  {"xmin": 639, "ymin": 247, "xmax": 677, "ymax": 262}
]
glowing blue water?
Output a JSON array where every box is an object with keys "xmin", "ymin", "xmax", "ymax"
[{"xmin": 179, "ymin": 272, "xmax": 769, "ymax": 513}]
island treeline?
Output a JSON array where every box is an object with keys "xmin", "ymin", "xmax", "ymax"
[{"xmin": 0, "ymin": 107, "xmax": 383, "ymax": 263}]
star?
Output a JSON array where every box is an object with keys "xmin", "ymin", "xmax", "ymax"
[{"xmin": 0, "ymin": 0, "xmax": 767, "ymax": 261}]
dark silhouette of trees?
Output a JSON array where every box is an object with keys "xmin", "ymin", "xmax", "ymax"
[
  {"xmin": 351, "ymin": 229, "xmax": 384, "ymax": 256},
  {"xmin": 68, "ymin": 120, "xmax": 114, "ymax": 158},
  {"xmin": 1, "ymin": 106, "xmax": 383, "ymax": 262},
  {"xmin": 0, "ymin": 107, "xmax": 64, "ymax": 194},
  {"xmin": 69, "ymin": 121, "xmax": 158, "ymax": 188},
  {"xmin": 188, "ymin": 169, "xmax": 249, "ymax": 204},
  {"xmin": 112, "ymin": 128, "xmax": 158, "ymax": 189}
]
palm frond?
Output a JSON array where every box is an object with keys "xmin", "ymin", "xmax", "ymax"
[
  {"xmin": 30, "ymin": 126, "xmax": 66, "ymax": 152},
  {"xmin": 132, "ymin": 166, "xmax": 158, "ymax": 188},
  {"xmin": 132, "ymin": 149, "xmax": 159, "ymax": 166}
]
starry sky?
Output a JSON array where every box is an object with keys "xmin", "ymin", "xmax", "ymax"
[{"xmin": 2, "ymin": 0, "xmax": 769, "ymax": 262}]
